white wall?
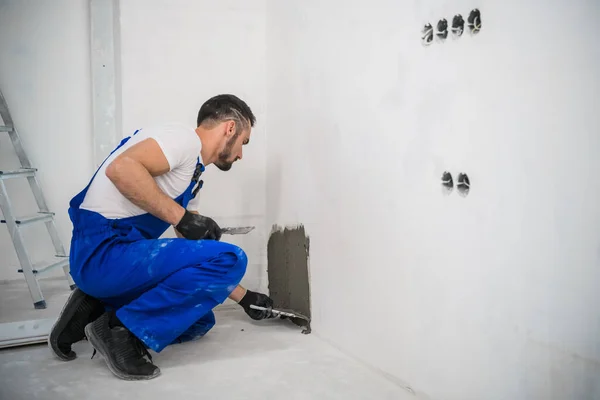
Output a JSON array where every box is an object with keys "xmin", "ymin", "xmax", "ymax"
[
  {"xmin": 3, "ymin": 1, "xmax": 598, "ymax": 397},
  {"xmin": 266, "ymin": 1, "xmax": 600, "ymax": 399},
  {"xmin": 0, "ymin": 0, "xmax": 93, "ymax": 281},
  {"xmin": 119, "ymin": 0, "xmax": 268, "ymax": 293},
  {"xmin": 0, "ymin": 0, "xmax": 268, "ymax": 294}
]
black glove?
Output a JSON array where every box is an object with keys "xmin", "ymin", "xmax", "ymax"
[
  {"xmin": 238, "ymin": 290, "xmax": 275, "ymax": 320},
  {"xmin": 175, "ymin": 210, "xmax": 221, "ymax": 241}
]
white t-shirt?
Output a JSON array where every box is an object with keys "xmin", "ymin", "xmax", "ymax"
[{"xmin": 80, "ymin": 123, "xmax": 202, "ymax": 219}]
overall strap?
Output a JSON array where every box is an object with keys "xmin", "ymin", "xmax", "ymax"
[
  {"xmin": 190, "ymin": 157, "xmax": 205, "ymax": 199},
  {"xmin": 69, "ymin": 130, "xmax": 140, "ymax": 209},
  {"xmin": 89, "ymin": 130, "xmax": 140, "ymax": 187}
]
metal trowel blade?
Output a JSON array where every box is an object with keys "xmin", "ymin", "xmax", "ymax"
[
  {"xmin": 220, "ymin": 226, "xmax": 255, "ymax": 235},
  {"xmin": 249, "ymin": 305, "xmax": 312, "ymax": 334}
]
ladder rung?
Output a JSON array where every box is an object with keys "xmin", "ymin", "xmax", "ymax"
[
  {"xmin": 0, "ymin": 168, "xmax": 37, "ymax": 179},
  {"xmin": 2, "ymin": 89, "xmax": 74, "ymax": 307},
  {"xmin": 1, "ymin": 212, "xmax": 54, "ymax": 226},
  {"xmin": 17, "ymin": 257, "xmax": 69, "ymax": 275}
]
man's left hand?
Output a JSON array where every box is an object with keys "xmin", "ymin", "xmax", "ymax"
[{"xmin": 238, "ymin": 290, "xmax": 275, "ymax": 320}]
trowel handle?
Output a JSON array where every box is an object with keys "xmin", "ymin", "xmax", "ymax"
[
  {"xmin": 249, "ymin": 305, "xmax": 296, "ymax": 318},
  {"xmin": 250, "ymin": 305, "xmax": 275, "ymax": 313}
]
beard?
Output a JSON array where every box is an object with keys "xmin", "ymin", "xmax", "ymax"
[{"xmin": 214, "ymin": 132, "xmax": 240, "ymax": 171}]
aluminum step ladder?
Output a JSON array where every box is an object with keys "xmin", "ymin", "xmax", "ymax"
[{"xmin": 0, "ymin": 89, "xmax": 75, "ymax": 309}]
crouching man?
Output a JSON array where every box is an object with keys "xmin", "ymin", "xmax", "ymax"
[{"xmin": 48, "ymin": 94, "xmax": 273, "ymax": 380}]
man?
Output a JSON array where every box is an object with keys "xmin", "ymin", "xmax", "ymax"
[{"xmin": 48, "ymin": 94, "xmax": 274, "ymax": 381}]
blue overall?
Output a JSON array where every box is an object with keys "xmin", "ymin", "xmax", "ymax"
[{"xmin": 67, "ymin": 132, "xmax": 247, "ymax": 353}]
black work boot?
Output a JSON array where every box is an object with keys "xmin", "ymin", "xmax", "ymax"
[
  {"xmin": 84, "ymin": 312, "xmax": 161, "ymax": 380},
  {"xmin": 48, "ymin": 288, "xmax": 104, "ymax": 361}
]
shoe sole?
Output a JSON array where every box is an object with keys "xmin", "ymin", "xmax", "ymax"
[
  {"xmin": 84, "ymin": 322, "xmax": 161, "ymax": 381},
  {"xmin": 48, "ymin": 288, "xmax": 85, "ymax": 361}
]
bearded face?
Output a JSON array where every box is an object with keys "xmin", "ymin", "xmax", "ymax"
[{"xmin": 214, "ymin": 130, "xmax": 241, "ymax": 171}]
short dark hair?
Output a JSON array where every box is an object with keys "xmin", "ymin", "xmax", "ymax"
[{"xmin": 196, "ymin": 94, "xmax": 256, "ymax": 133}]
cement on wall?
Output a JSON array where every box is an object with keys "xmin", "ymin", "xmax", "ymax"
[{"xmin": 267, "ymin": 225, "xmax": 311, "ymax": 331}]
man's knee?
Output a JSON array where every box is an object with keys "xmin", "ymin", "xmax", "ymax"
[
  {"xmin": 225, "ymin": 243, "xmax": 247, "ymax": 284},
  {"xmin": 196, "ymin": 241, "xmax": 247, "ymax": 283}
]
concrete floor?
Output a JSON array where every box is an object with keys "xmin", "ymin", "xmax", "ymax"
[
  {"xmin": 0, "ymin": 281, "xmax": 414, "ymax": 400},
  {"xmin": 0, "ymin": 278, "xmax": 72, "ymax": 324}
]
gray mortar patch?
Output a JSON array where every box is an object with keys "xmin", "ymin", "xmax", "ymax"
[{"xmin": 267, "ymin": 224, "xmax": 311, "ymax": 334}]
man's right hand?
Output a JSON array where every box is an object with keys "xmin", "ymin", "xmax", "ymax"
[{"xmin": 175, "ymin": 210, "xmax": 222, "ymax": 240}]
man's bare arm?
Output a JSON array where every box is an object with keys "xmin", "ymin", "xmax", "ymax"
[
  {"xmin": 229, "ymin": 285, "xmax": 247, "ymax": 302},
  {"xmin": 105, "ymin": 138, "xmax": 185, "ymax": 226}
]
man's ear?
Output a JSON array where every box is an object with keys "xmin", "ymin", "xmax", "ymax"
[{"xmin": 225, "ymin": 120, "xmax": 236, "ymax": 138}]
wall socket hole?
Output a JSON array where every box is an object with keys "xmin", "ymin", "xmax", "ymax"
[
  {"xmin": 441, "ymin": 171, "xmax": 453, "ymax": 195},
  {"xmin": 451, "ymin": 14, "xmax": 464, "ymax": 36},
  {"xmin": 436, "ymin": 19, "xmax": 448, "ymax": 39},
  {"xmin": 457, "ymin": 173, "xmax": 470, "ymax": 196},
  {"xmin": 422, "ymin": 23, "xmax": 434, "ymax": 45},
  {"xmin": 441, "ymin": 171, "xmax": 453, "ymax": 188},
  {"xmin": 467, "ymin": 9, "xmax": 482, "ymax": 33}
]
